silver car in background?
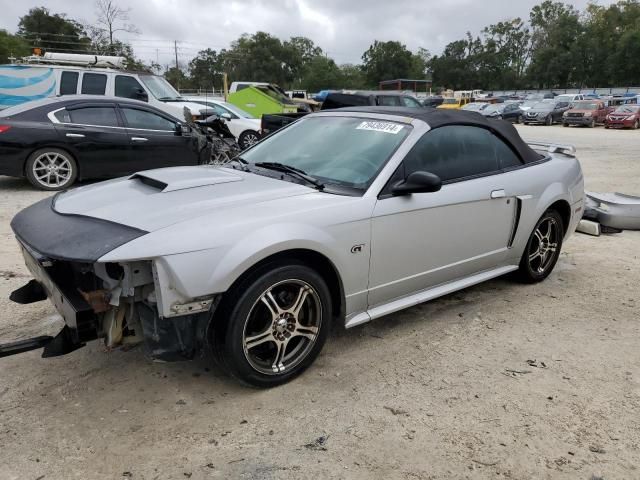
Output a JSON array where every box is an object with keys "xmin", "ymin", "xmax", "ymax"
[{"xmin": 8, "ymin": 107, "xmax": 584, "ymax": 387}]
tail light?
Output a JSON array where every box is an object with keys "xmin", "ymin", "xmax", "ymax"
[{"xmin": 0, "ymin": 125, "xmax": 11, "ymax": 133}]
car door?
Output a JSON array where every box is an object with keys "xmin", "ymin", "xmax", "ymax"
[
  {"xmin": 368, "ymin": 125, "xmax": 519, "ymax": 307},
  {"xmin": 51, "ymin": 103, "xmax": 131, "ymax": 178},
  {"xmin": 503, "ymin": 103, "xmax": 518, "ymax": 122},
  {"xmin": 119, "ymin": 105, "xmax": 197, "ymax": 171}
]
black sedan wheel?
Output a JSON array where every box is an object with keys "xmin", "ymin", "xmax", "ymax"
[
  {"xmin": 212, "ymin": 261, "xmax": 331, "ymax": 387},
  {"xmin": 516, "ymin": 210, "xmax": 564, "ymax": 283},
  {"xmin": 238, "ymin": 130, "xmax": 260, "ymax": 150},
  {"xmin": 25, "ymin": 148, "xmax": 78, "ymax": 191}
]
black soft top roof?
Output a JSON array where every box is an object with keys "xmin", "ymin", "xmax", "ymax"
[{"xmin": 330, "ymin": 106, "xmax": 543, "ymax": 164}]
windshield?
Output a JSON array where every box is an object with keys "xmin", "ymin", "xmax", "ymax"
[
  {"xmin": 484, "ymin": 104, "xmax": 504, "ymax": 113},
  {"xmin": 462, "ymin": 103, "xmax": 486, "ymax": 111},
  {"xmin": 218, "ymin": 101, "xmax": 256, "ymax": 119},
  {"xmin": 241, "ymin": 116, "xmax": 410, "ymax": 191},
  {"xmin": 139, "ymin": 75, "xmax": 181, "ymax": 100},
  {"xmin": 442, "ymin": 98, "xmax": 459, "ymax": 105},
  {"xmin": 573, "ymin": 102, "xmax": 599, "ymax": 110},
  {"xmin": 614, "ymin": 105, "xmax": 640, "ymax": 114}
]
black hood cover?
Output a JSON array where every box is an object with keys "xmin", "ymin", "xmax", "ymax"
[{"xmin": 11, "ymin": 196, "xmax": 147, "ymax": 262}]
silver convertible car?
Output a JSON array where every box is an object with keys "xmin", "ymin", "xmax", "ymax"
[{"xmin": 6, "ymin": 107, "xmax": 584, "ymax": 387}]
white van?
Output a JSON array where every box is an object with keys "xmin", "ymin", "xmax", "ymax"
[{"xmin": 0, "ymin": 53, "xmax": 207, "ymax": 120}]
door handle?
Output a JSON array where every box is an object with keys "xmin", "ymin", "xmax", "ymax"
[
  {"xmin": 65, "ymin": 133, "xmax": 85, "ymax": 138},
  {"xmin": 491, "ymin": 189, "xmax": 506, "ymax": 199},
  {"xmin": 131, "ymin": 137, "xmax": 148, "ymax": 142}
]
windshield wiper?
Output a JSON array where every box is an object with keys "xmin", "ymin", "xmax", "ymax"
[{"xmin": 254, "ymin": 162, "xmax": 325, "ymax": 190}]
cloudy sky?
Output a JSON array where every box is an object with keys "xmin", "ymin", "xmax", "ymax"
[{"xmin": 1, "ymin": 0, "xmax": 613, "ymax": 67}]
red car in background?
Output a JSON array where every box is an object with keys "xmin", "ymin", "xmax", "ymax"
[{"xmin": 605, "ymin": 105, "xmax": 640, "ymax": 129}]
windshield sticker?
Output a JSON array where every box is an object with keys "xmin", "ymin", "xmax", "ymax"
[{"xmin": 356, "ymin": 121, "xmax": 404, "ymax": 134}]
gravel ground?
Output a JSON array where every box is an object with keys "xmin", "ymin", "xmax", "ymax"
[{"xmin": 0, "ymin": 125, "xmax": 639, "ymax": 480}]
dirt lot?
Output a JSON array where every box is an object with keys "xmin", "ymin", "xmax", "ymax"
[{"xmin": 1, "ymin": 125, "xmax": 639, "ymax": 480}]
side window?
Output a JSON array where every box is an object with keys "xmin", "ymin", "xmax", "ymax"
[
  {"xmin": 53, "ymin": 109, "xmax": 71, "ymax": 123},
  {"xmin": 81, "ymin": 73, "xmax": 107, "ymax": 95},
  {"xmin": 115, "ymin": 76, "xmax": 145, "ymax": 100},
  {"xmin": 59, "ymin": 71, "xmax": 79, "ymax": 95},
  {"xmin": 402, "ymin": 96, "xmax": 422, "ymax": 108},
  {"xmin": 121, "ymin": 107, "xmax": 176, "ymax": 130},
  {"xmin": 378, "ymin": 96, "xmax": 401, "ymax": 106},
  {"xmin": 68, "ymin": 107, "xmax": 119, "ymax": 127},
  {"xmin": 403, "ymin": 126, "xmax": 500, "ymax": 182},
  {"xmin": 492, "ymin": 135, "xmax": 522, "ymax": 169}
]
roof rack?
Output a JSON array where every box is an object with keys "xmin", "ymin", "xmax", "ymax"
[{"xmin": 19, "ymin": 52, "xmax": 126, "ymax": 69}]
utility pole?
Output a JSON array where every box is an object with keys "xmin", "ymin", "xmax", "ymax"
[{"xmin": 174, "ymin": 40, "xmax": 179, "ymax": 69}]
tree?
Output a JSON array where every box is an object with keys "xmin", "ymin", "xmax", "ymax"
[
  {"xmin": 18, "ymin": 7, "xmax": 90, "ymax": 53},
  {"xmin": 338, "ymin": 64, "xmax": 367, "ymax": 89},
  {"xmin": 188, "ymin": 48, "xmax": 222, "ymax": 90},
  {"xmin": 299, "ymin": 56, "xmax": 341, "ymax": 91},
  {"xmin": 0, "ymin": 30, "xmax": 30, "ymax": 63},
  {"xmin": 164, "ymin": 66, "xmax": 189, "ymax": 90},
  {"xmin": 361, "ymin": 40, "xmax": 415, "ymax": 85},
  {"xmin": 94, "ymin": 0, "xmax": 139, "ymax": 49}
]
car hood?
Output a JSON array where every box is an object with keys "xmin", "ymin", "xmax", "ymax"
[{"xmin": 53, "ymin": 166, "xmax": 315, "ymax": 232}]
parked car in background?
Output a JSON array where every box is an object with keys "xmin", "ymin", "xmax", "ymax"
[
  {"xmin": 461, "ymin": 102, "xmax": 488, "ymax": 112},
  {"xmin": 421, "ymin": 96, "xmax": 444, "ymax": 107},
  {"xmin": 523, "ymin": 101, "xmax": 571, "ymax": 125},
  {"xmin": 261, "ymin": 91, "xmax": 424, "ymax": 136},
  {"xmin": 562, "ymin": 100, "xmax": 608, "ymax": 127},
  {"xmin": 0, "ymin": 52, "xmax": 207, "ymax": 122},
  {"xmin": 481, "ymin": 102, "xmax": 523, "ymax": 123},
  {"xmin": 555, "ymin": 93, "xmax": 585, "ymax": 103},
  {"xmin": 184, "ymin": 97, "xmax": 261, "ymax": 149},
  {"xmin": 0, "ymin": 96, "xmax": 211, "ymax": 190},
  {"xmin": 605, "ymin": 105, "xmax": 640, "ymax": 129},
  {"xmin": 437, "ymin": 97, "xmax": 468, "ymax": 109},
  {"xmin": 8, "ymin": 107, "xmax": 584, "ymax": 386}
]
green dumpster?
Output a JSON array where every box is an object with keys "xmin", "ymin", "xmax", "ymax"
[{"xmin": 227, "ymin": 85, "xmax": 298, "ymax": 118}]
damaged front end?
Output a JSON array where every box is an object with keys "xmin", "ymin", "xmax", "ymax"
[{"xmin": 3, "ymin": 196, "xmax": 216, "ymax": 361}]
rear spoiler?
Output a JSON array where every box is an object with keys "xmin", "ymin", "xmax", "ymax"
[{"xmin": 527, "ymin": 141, "xmax": 576, "ymax": 157}]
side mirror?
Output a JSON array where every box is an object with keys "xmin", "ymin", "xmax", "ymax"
[
  {"xmin": 175, "ymin": 123, "xmax": 190, "ymax": 135},
  {"xmin": 221, "ymin": 112, "xmax": 232, "ymax": 121},
  {"xmin": 135, "ymin": 88, "xmax": 148, "ymax": 102},
  {"xmin": 392, "ymin": 171, "xmax": 442, "ymax": 196}
]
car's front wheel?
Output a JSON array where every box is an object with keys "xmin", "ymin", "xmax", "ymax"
[
  {"xmin": 545, "ymin": 115, "xmax": 553, "ymax": 126},
  {"xmin": 25, "ymin": 148, "xmax": 78, "ymax": 191},
  {"xmin": 516, "ymin": 209, "xmax": 564, "ymax": 283},
  {"xmin": 211, "ymin": 262, "xmax": 331, "ymax": 387},
  {"xmin": 238, "ymin": 130, "xmax": 260, "ymax": 150}
]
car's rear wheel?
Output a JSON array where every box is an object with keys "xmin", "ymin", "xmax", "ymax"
[
  {"xmin": 516, "ymin": 209, "xmax": 564, "ymax": 283},
  {"xmin": 25, "ymin": 148, "xmax": 78, "ymax": 191},
  {"xmin": 516, "ymin": 115, "xmax": 523, "ymax": 124},
  {"xmin": 211, "ymin": 262, "xmax": 331, "ymax": 387},
  {"xmin": 238, "ymin": 130, "xmax": 260, "ymax": 150}
]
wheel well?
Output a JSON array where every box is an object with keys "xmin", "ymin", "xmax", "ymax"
[
  {"xmin": 225, "ymin": 249, "xmax": 345, "ymax": 321},
  {"xmin": 23, "ymin": 146, "xmax": 79, "ymax": 178},
  {"xmin": 548, "ymin": 200, "xmax": 571, "ymax": 235}
]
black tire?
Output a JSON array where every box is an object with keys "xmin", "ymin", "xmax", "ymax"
[
  {"xmin": 563, "ymin": 122, "xmax": 569, "ymax": 127},
  {"xmin": 588, "ymin": 118, "xmax": 595, "ymax": 128},
  {"xmin": 605, "ymin": 124, "xmax": 609, "ymax": 129},
  {"xmin": 545, "ymin": 115, "xmax": 553, "ymax": 126},
  {"xmin": 633, "ymin": 120, "xmax": 639, "ymax": 130},
  {"xmin": 238, "ymin": 130, "xmax": 261, "ymax": 150},
  {"xmin": 516, "ymin": 209, "xmax": 564, "ymax": 283},
  {"xmin": 516, "ymin": 115, "xmax": 523, "ymax": 124},
  {"xmin": 211, "ymin": 261, "xmax": 332, "ymax": 387},
  {"xmin": 25, "ymin": 148, "xmax": 78, "ymax": 191}
]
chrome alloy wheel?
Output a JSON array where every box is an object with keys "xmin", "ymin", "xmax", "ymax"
[
  {"xmin": 241, "ymin": 132, "xmax": 260, "ymax": 149},
  {"xmin": 242, "ymin": 279, "xmax": 322, "ymax": 375},
  {"xmin": 527, "ymin": 217, "xmax": 560, "ymax": 274},
  {"xmin": 32, "ymin": 151, "xmax": 73, "ymax": 188}
]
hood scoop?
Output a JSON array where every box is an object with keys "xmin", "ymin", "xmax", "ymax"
[{"xmin": 129, "ymin": 167, "xmax": 243, "ymax": 192}]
